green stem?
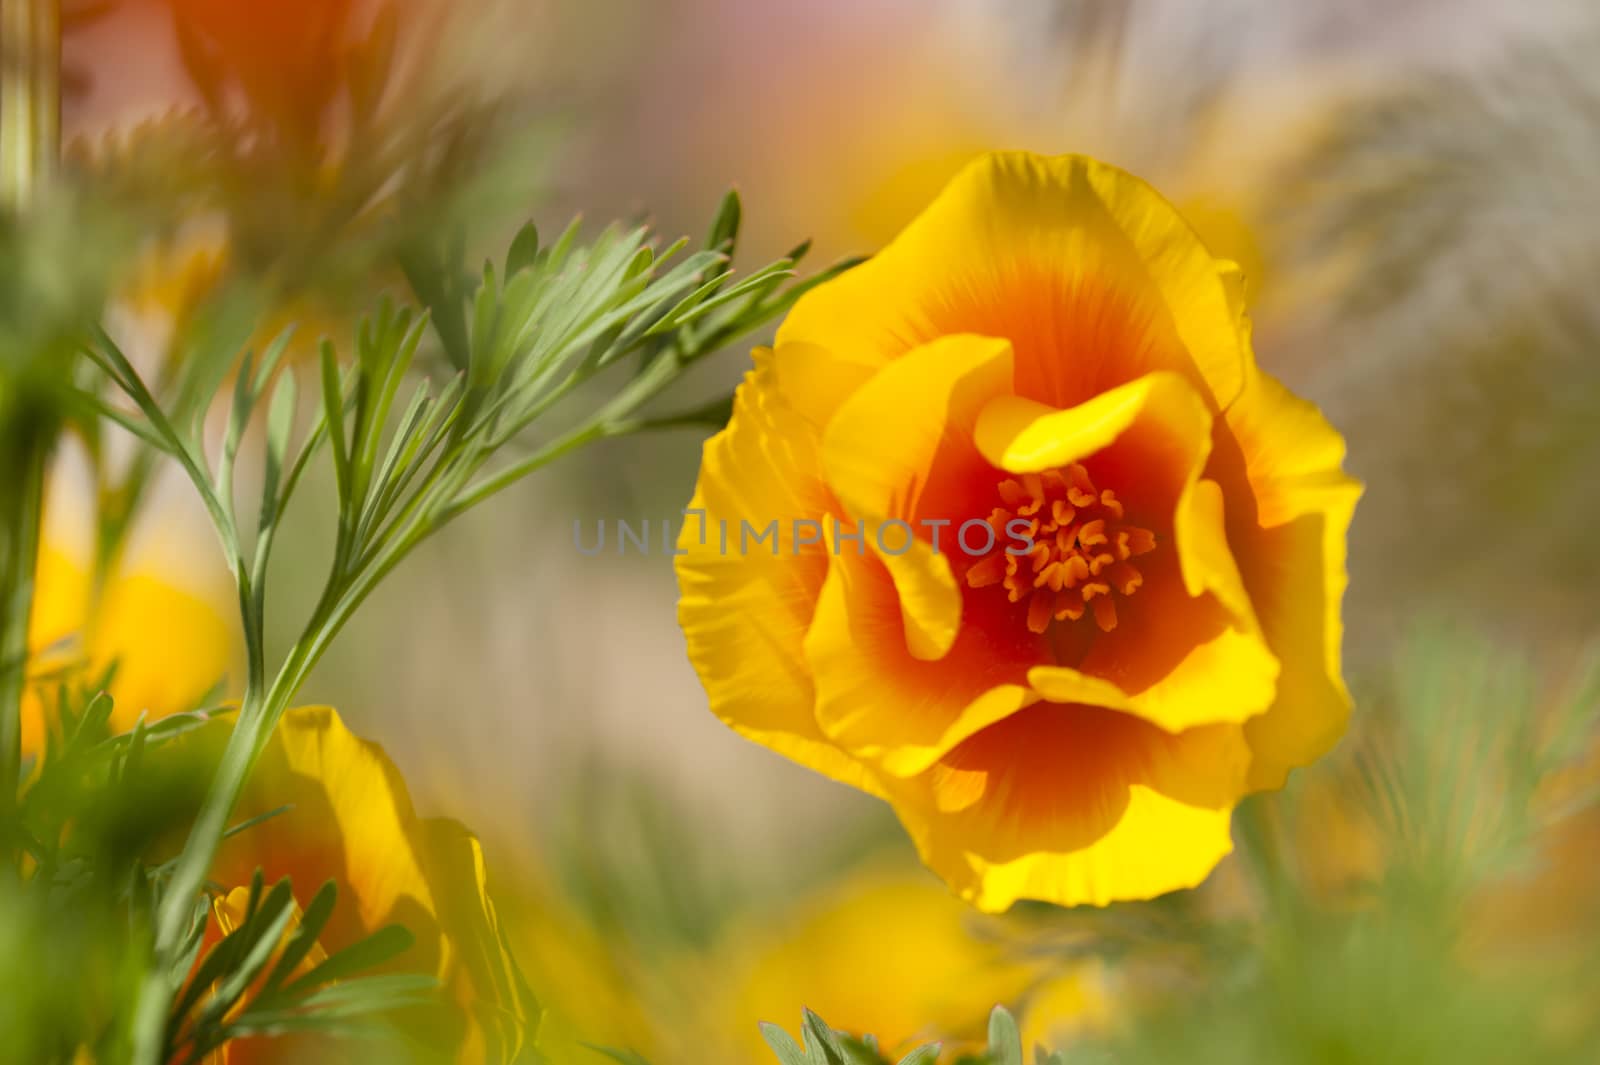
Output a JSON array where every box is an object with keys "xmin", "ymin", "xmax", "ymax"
[
  {"xmin": 133, "ymin": 678, "xmax": 275, "ymax": 1063},
  {"xmin": 451, "ymin": 350, "xmax": 679, "ymax": 517},
  {"xmin": 0, "ymin": 0, "xmax": 57, "ymax": 208},
  {"xmin": 0, "ymin": 0, "xmax": 59, "ymax": 833},
  {"xmin": 0, "ymin": 432, "xmax": 46, "ymax": 828},
  {"xmin": 133, "ymin": 536, "xmax": 265, "ymax": 1062}
]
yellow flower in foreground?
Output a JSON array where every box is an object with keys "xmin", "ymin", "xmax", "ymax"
[
  {"xmin": 701, "ymin": 866, "xmax": 1045, "ymax": 1062},
  {"xmin": 179, "ymin": 707, "xmax": 532, "ymax": 1064},
  {"xmin": 676, "ymin": 151, "xmax": 1360, "ymax": 910}
]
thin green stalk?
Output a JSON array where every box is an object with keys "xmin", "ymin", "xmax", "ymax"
[
  {"xmin": 0, "ymin": 0, "xmax": 57, "ymax": 205},
  {"xmin": 449, "ymin": 351, "xmax": 677, "ymax": 516},
  {"xmin": 0, "ymin": 0, "xmax": 59, "ymax": 832},
  {"xmin": 0, "ymin": 435, "xmax": 46, "ymax": 827},
  {"xmin": 133, "ymin": 676, "xmax": 275, "ymax": 1063},
  {"xmin": 133, "ymin": 526, "xmax": 266, "ymax": 1062}
]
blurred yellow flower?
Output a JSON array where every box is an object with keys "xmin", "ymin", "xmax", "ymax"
[
  {"xmin": 699, "ymin": 865, "xmax": 1044, "ymax": 1062},
  {"xmin": 677, "ymin": 151, "xmax": 1360, "ymax": 910},
  {"xmin": 1018, "ymin": 961, "xmax": 1115, "ymax": 1056},
  {"xmin": 181, "ymin": 706, "xmax": 533, "ymax": 1064},
  {"xmin": 22, "ymin": 482, "xmax": 237, "ymax": 755},
  {"xmin": 106, "ymin": 222, "xmax": 347, "ymax": 374},
  {"xmin": 504, "ymin": 882, "xmax": 662, "ymax": 1065},
  {"xmin": 114, "ymin": 226, "xmax": 230, "ymax": 355}
]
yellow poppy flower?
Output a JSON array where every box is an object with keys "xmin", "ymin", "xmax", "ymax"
[
  {"xmin": 177, "ymin": 706, "xmax": 532, "ymax": 1064},
  {"xmin": 112, "ymin": 225, "xmax": 230, "ymax": 354},
  {"xmin": 698, "ymin": 865, "xmax": 1046, "ymax": 1062},
  {"xmin": 107, "ymin": 223, "xmax": 346, "ymax": 374},
  {"xmin": 676, "ymin": 151, "xmax": 1360, "ymax": 910}
]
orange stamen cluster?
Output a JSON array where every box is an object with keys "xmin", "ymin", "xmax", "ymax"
[{"xmin": 965, "ymin": 463, "xmax": 1156, "ymax": 635}]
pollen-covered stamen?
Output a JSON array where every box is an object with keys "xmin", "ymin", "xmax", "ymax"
[{"xmin": 965, "ymin": 463, "xmax": 1156, "ymax": 635}]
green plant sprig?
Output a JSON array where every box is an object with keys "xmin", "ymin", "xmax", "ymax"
[
  {"xmin": 741, "ymin": 1004, "xmax": 1061, "ymax": 1065},
  {"xmin": 81, "ymin": 191, "xmax": 855, "ymax": 1065},
  {"xmin": 163, "ymin": 872, "xmax": 427, "ymax": 1065}
]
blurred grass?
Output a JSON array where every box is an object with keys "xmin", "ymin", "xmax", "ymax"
[{"xmin": 1261, "ymin": 27, "xmax": 1600, "ymax": 633}]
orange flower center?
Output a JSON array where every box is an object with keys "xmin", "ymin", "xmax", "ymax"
[{"xmin": 964, "ymin": 463, "xmax": 1157, "ymax": 635}]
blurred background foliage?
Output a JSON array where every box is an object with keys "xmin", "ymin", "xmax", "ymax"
[{"xmin": 4, "ymin": 0, "xmax": 1600, "ymax": 1062}]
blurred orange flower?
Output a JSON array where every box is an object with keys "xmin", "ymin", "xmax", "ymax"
[
  {"xmin": 160, "ymin": 0, "xmax": 361, "ymax": 144},
  {"xmin": 180, "ymin": 706, "xmax": 532, "ymax": 1064},
  {"xmin": 676, "ymin": 151, "xmax": 1360, "ymax": 910}
]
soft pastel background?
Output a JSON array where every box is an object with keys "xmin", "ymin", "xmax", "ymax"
[{"xmin": 48, "ymin": 1, "xmax": 1600, "ymax": 1060}]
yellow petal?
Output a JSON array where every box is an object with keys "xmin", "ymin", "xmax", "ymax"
[
  {"xmin": 779, "ymin": 152, "xmax": 1249, "ymax": 412},
  {"xmin": 714, "ymin": 865, "xmax": 1040, "ymax": 1059},
  {"xmin": 973, "ymin": 371, "xmax": 1210, "ymax": 507},
  {"xmin": 804, "ymin": 548, "xmax": 1038, "ymax": 778},
  {"xmin": 419, "ymin": 819, "xmax": 537, "ymax": 1064},
  {"xmin": 215, "ymin": 706, "xmax": 442, "ymax": 964},
  {"xmin": 1071, "ymin": 477, "xmax": 1278, "ymax": 732},
  {"xmin": 1024, "ymin": 665, "xmax": 1139, "ymax": 713},
  {"xmin": 505, "ymin": 872, "xmax": 660, "ymax": 1063},
  {"xmin": 91, "ymin": 568, "xmax": 237, "ymax": 735},
  {"xmin": 1019, "ymin": 960, "xmax": 1114, "ymax": 1052},
  {"xmin": 1222, "ymin": 367, "xmax": 1362, "ymax": 787},
  {"xmin": 869, "ymin": 535, "xmax": 960, "ymax": 662},
  {"xmin": 675, "ymin": 346, "xmax": 880, "ymax": 796},
  {"xmin": 820, "ymin": 333, "xmax": 1015, "ymax": 660},
  {"xmin": 21, "ymin": 542, "xmax": 91, "ymax": 756},
  {"xmin": 1173, "ymin": 478, "xmax": 1251, "ymax": 616},
  {"xmin": 27, "ymin": 541, "xmax": 90, "ymax": 662},
  {"xmin": 210, "ymin": 884, "xmax": 329, "ymax": 974},
  {"xmin": 886, "ymin": 704, "xmax": 1249, "ymax": 910},
  {"xmin": 768, "ymin": 339, "xmax": 879, "ymax": 431}
]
